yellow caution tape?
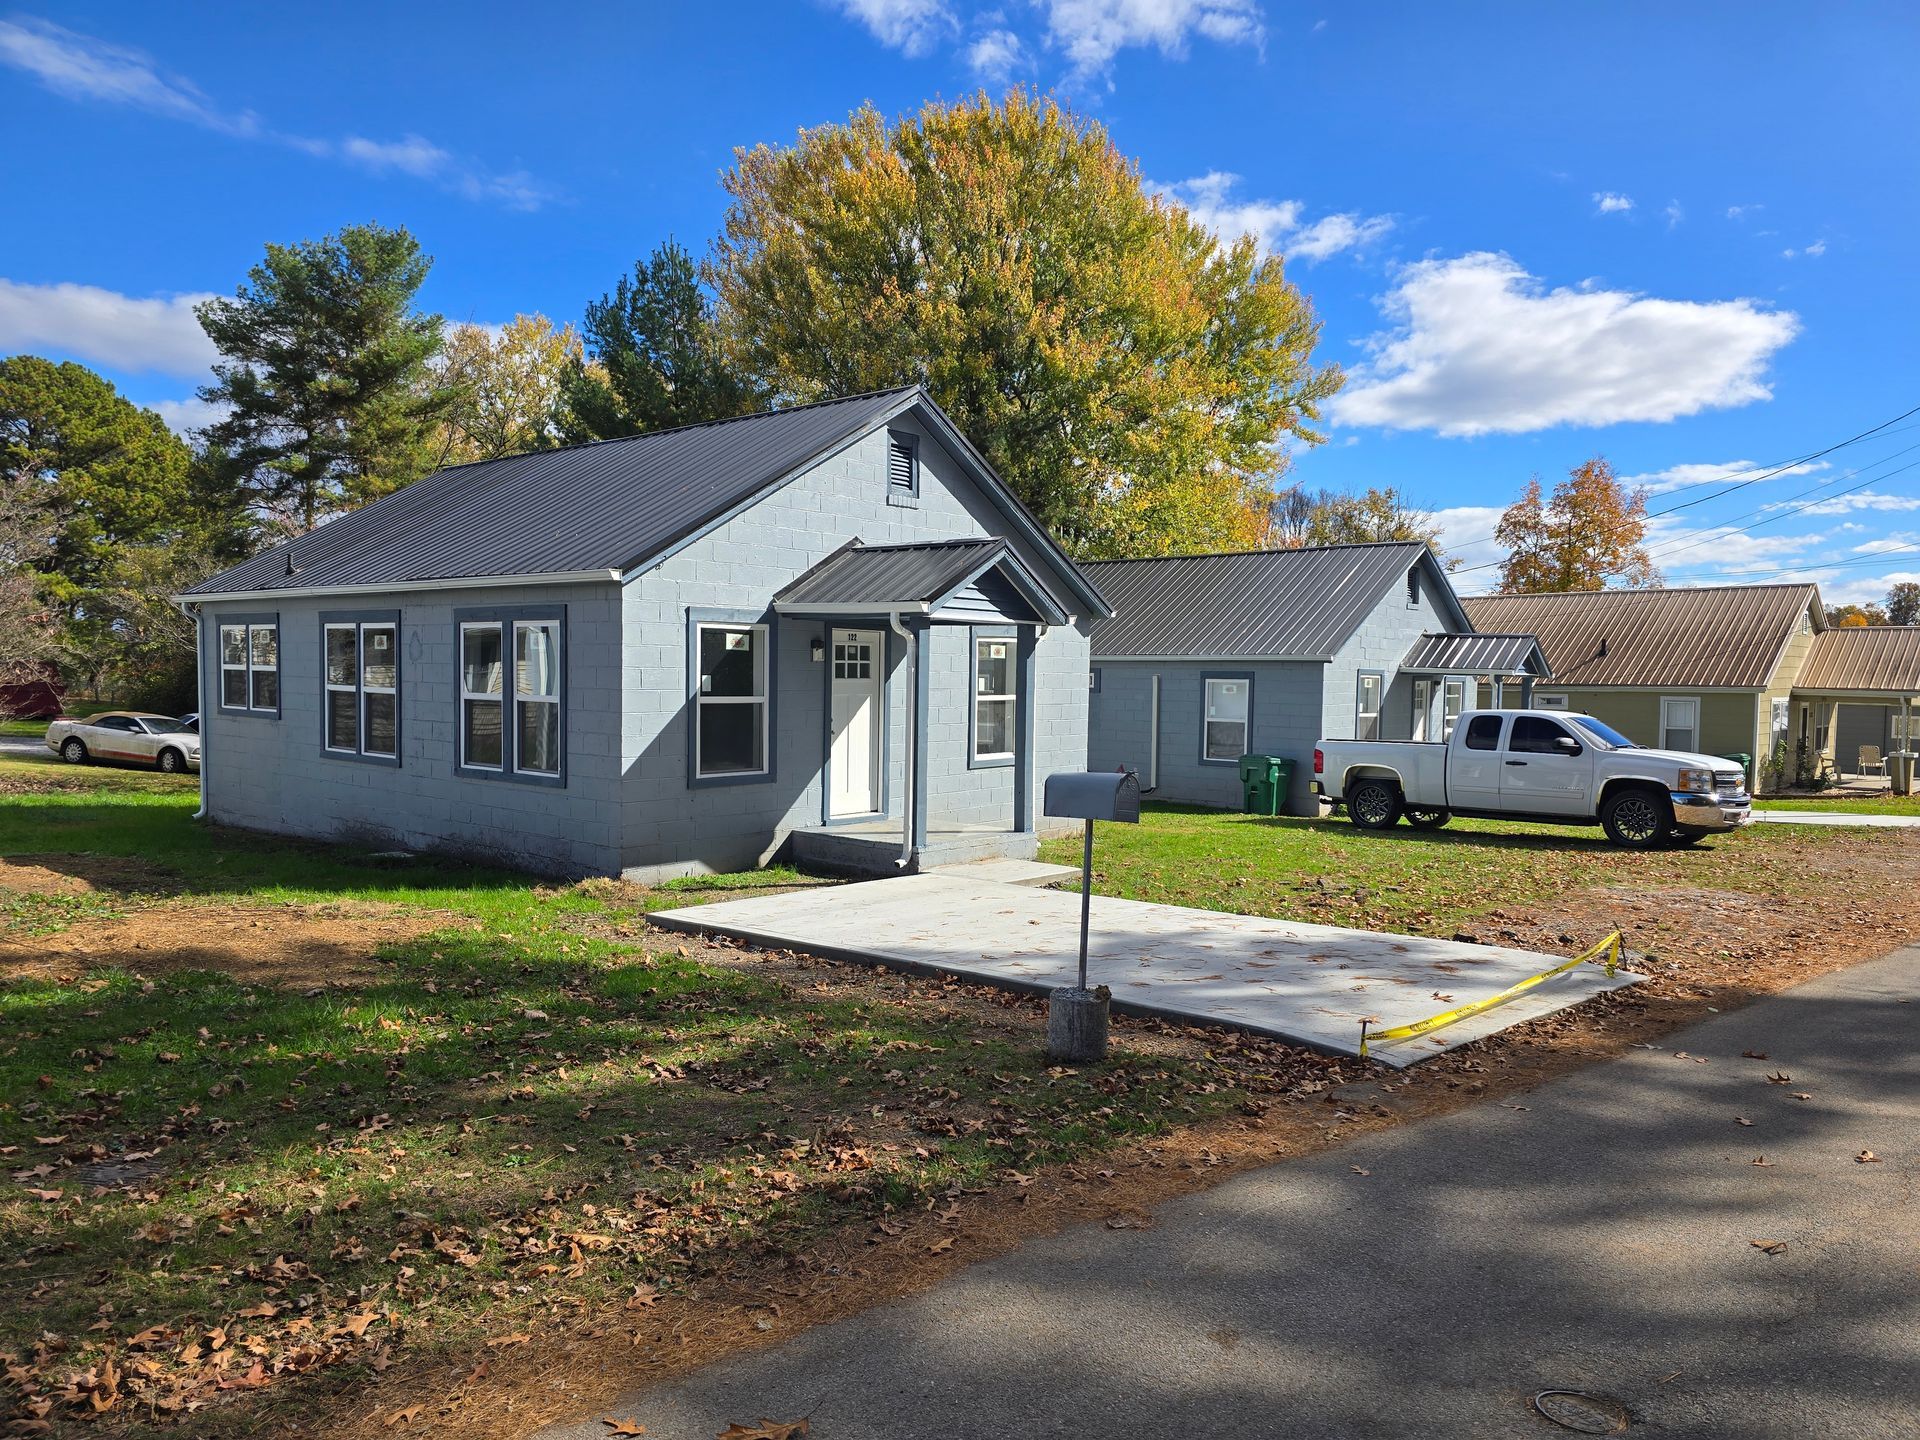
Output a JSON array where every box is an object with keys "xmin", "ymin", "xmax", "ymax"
[{"xmin": 1358, "ymin": 932, "xmax": 1622, "ymax": 1059}]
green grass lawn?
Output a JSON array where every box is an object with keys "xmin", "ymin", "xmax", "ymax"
[
  {"xmin": 0, "ymin": 718, "xmax": 46, "ymax": 738},
  {"xmin": 1041, "ymin": 800, "xmax": 1894, "ymax": 934},
  {"xmin": 0, "ymin": 755, "xmax": 1270, "ymax": 1431},
  {"xmin": 1753, "ymin": 793, "xmax": 1920, "ymax": 815}
]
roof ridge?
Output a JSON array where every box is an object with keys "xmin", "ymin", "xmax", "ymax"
[
  {"xmin": 431, "ymin": 383, "xmax": 924, "ymax": 473},
  {"xmin": 1468, "ymin": 581, "xmax": 1813, "ymax": 600},
  {"xmin": 1081, "ymin": 540, "xmax": 1423, "ymax": 566}
]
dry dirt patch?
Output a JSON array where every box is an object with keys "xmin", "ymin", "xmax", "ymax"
[
  {"xmin": 0, "ymin": 853, "xmax": 182, "ymax": 897},
  {"xmin": 0, "ymin": 899, "xmax": 454, "ymax": 987}
]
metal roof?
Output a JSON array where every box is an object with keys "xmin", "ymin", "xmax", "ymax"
[
  {"xmin": 1462, "ymin": 585, "xmax": 1817, "ymax": 690},
  {"xmin": 1400, "ymin": 632, "xmax": 1550, "ymax": 677},
  {"xmin": 182, "ymin": 388, "xmax": 1108, "ymax": 619},
  {"xmin": 1084, "ymin": 543, "xmax": 1439, "ymax": 660},
  {"xmin": 772, "ymin": 537, "xmax": 1068, "ymax": 624},
  {"xmin": 1796, "ymin": 626, "xmax": 1920, "ymax": 695}
]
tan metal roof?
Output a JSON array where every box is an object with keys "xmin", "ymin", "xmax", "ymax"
[
  {"xmin": 1461, "ymin": 585, "xmax": 1816, "ymax": 690},
  {"xmin": 1796, "ymin": 626, "xmax": 1920, "ymax": 695}
]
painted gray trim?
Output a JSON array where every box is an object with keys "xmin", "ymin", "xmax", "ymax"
[
  {"xmin": 180, "ymin": 569, "xmax": 619, "ymax": 604},
  {"xmin": 452, "ymin": 603, "xmax": 568, "ymax": 789},
  {"xmin": 1094, "ymin": 653, "xmax": 1327, "ymax": 664},
  {"xmin": 886, "ymin": 427, "xmax": 921, "ymax": 501},
  {"xmin": 317, "ymin": 609, "xmax": 402, "ymax": 768},
  {"xmin": 1013, "ymin": 627, "xmax": 1036, "ymax": 833},
  {"xmin": 911, "ymin": 621, "xmax": 930, "ymax": 849},
  {"xmin": 931, "ymin": 548, "xmax": 1069, "ymax": 627},
  {"xmin": 967, "ymin": 626, "xmax": 1018, "ymax": 770},
  {"xmin": 1090, "ymin": 666, "xmax": 1102, "ymax": 694},
  {"xmin": 213, "ymin": 611, "xmax": 282, "ymax": 720},
  {"xmin": 1198, "ymin": 670, "xmax": 1256, "ymax": 766},
  {"xmin": 687, "ymin": 605, "xmax": 778, "ymax": 789},
  {"xmin": 817, "ymin": 622, "xmax": 892, "ymax": 826}
]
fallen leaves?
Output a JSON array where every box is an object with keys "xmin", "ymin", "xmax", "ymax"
[
  {"xmin": 484, "ymin": 1333, "xmax": 532, "ymax": 1349},
  {"xmin": 602, "ymin": 1419, "xmax": 648, "ymax": 1436},
  {"xmin": 1750, "ymin": 1239, "xmax": 1788, "ymax": 1256},
  {"xmin": 386, "ymin": 1404, "xmax": 424, "ymax": 1427},
  {"xmin": 1855, "ymin": 1150, "xmax": 1882, "ymax": 1164},
  {"xmin": 716, "ymin": 1420, "xmax": 810, "ymax": 1440},
  {"xmin": 1734, "ymin": 1117, "xmax": 1754, "ymax": 1127}
]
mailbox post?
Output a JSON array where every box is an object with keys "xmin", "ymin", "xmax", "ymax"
[{"xmin": 1041, "ymin": 770, "xmax": 1142, "ymax": 1062}]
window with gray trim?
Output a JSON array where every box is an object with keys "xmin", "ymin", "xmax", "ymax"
[
  {"xmin": 457, "ymin": 608, "xmax": 566, "ymax": 784},
  {"xmin": 461, "ymin": 622, "xmax": 505, "ymax": 770},
  {"xmin": 1356, "ymin": 672, "xmax": 1383, "ymax": 740},
  {"xmin": 323, "ymin": 619, "xmax": 398, "ymax": 759},
  {"xmin": 514, "ymin": 620, "xmax": 561, "ymax": 776},
  {"xmin": 695, "ymin": 622, "xmax": 768, "ymax": 777},
  {"xmin": 1202, "ymin": 676, "xmax": 1250, "ymax": 762},
  {"xmin": 219, "ymin": 620, "xmax": 279, "ymax": 714}
]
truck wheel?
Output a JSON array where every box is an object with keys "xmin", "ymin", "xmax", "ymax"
[
  {"xmin": 1601, "ymin": 788, "xmax": 1671, "ymax": 850},
  {"xmin": 1405, "ymin": 807, "xmax": 1451, "ymax": 831},
  {"xmin": 1347, "ymin": 778, "xmax": 1403, "ymax": 830},
  {"xmin": 60, "ymin": 738, "xmax": 88, "ymax": 765}
]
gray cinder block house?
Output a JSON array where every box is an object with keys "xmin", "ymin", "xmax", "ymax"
[
  {"xmin": 1082, "ymin": 543, "xmax": 1548, "ymax": 814},
  {"xmin": 179, "ymin": 387, "xmax": 1110, "ymax": 880}
]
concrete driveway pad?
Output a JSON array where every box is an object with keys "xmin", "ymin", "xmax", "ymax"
[{"xmin": 650, "ymin": 873, "xmax": 1641, "ymax": 1065}]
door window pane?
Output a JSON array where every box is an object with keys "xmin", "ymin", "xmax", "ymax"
[
  {"xmin": 1510, "ymin": 716, "xmax": 1574, "ymax": 754},
  {"xmin": 1464, "ymin": 715, "xmax": 1503, "ymax": 751}
]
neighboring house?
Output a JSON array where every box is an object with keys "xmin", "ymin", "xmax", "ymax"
[
  {"xmin": 1083, "ymin": 543, "xmax": 1548, "ymax": 814},
  {"xmin": 178, "ymin": 386, "xmax": 1109, "ymax": 880},
  {"xmin": 1462, "ymin": 585, "xmax": 1920, "ymax": 786}
]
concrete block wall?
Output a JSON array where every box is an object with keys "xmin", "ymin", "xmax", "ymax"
[
  {"xmin": 617, "ymin": 418, "xmax": 1094, "ymax": 879},
  {"xmin": 1323, "ymin": 561, "xmax": 1460, "ymax": 742},
  {"xmin": 1088, "ymin": 659, "xmax": 1326, "ymax": 813},
  {"xmin": 197, "ymin": 581, "xmax": 624, "ymax": 876}
]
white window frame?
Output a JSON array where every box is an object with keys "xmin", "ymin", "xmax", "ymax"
[
  {"xmin": 1534, "ymin": 692, "xmax": 1570, "ymax": 711},
  {"xmin": 1660, "ymin": 695, "xmax": 1701, "ymax": 753},
  {"xmin": 1355, "ymin": 672, "xmax": 1384, "ymax": 741},
  {"xmin": 1412, "ymin": 678, "xmax": 1433, "ymax": 741},
  {"xmin": 513, "ymin": 619, "xmax": 562, "ymax": 777},
  {"xmin": 694, "ymin": 621, "xmax": 770, "ymax": 779},
  {"xmin": 1441, "ymin": 677, "xmax": 1468, "ymax": 740},
  {"xmin": 1201, "ymin": 675, "xmax": 1251, "ymax": 764},
  {"xmin": 360, "ymin": 623, "xmax": 397, "ymax": 758},
  {"xmin": 973, "ymin": 634, "xmax": 1016, "ymax": 764},
  {"xmin": 219, "ymin": 621, "xmax": 279, "ymax": 715},
  {"xmin": 460, "ymin": 621, "xmax": 505, "ymax": 772},
  {"xmin": 323, "ymin": 623, "xmax": 359, "ymax": 755}
]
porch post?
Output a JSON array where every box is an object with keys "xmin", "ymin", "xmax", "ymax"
[{"xmin": 1013, "ymin": 626, "xmax": 1038, "ymax": 833}]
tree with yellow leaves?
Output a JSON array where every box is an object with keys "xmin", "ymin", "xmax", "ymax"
[
  {"xmin": 433, "ymin": 315, "xmax": 582, "ymax": 467},
  {"xmin": 1495, "ymin": 457, "xmax": 1658, "ymax": 593},
  {"xmin": 711, "ymin": 91, "xmax": 1341, "ymax": 559}
]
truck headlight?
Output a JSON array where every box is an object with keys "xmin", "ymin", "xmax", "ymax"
[{"xmin": 1678, "ymin": 768, "xmax": 1714, "ymax": 795}]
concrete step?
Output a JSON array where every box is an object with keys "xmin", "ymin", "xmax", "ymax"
[{"xmin": 926, "ymin": 858, "xmax": 1081, "ymax": 888}]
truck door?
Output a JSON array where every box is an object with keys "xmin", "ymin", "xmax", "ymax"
[
  {"xmin": 1449, "ymin": 713, "xmax": 1506, "ymax": 811},
  {"xmin": 1500, "ymin": 715, "xmax": 1596, "ymax": 816}
]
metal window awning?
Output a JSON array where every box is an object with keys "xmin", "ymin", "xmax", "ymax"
[
  {"xmin": 772, "ymin": 537, "xmax": 1072, "ymax": 625},
  {"xmin": 1400, "ymin": 632, "xmax": 1552, "ymax": 678}
]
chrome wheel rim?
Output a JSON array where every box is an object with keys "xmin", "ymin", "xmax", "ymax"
[
  {"xmin": 1614, "ymin": 795, "xmax": 1659, "ymax": 842},
  {"xmin": 62, "ymin": 740, "xmax": 83, "ymax": 762}
]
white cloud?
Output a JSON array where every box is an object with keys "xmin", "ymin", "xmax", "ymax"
[
  {"xmin": 0, "ymin": 16, "xmax": 549, "ymax": 209},
  {"xmin": 1044, "ymin": 0, "xmax": 1264, "ymax": 74},
  {"xmin": 1593, "ymin": 191, "xmax": 1634, "ymax": 214},
  {"xmin": 149, "ymin": 394, "xmax": 228, "ymax": 436},
  {"xmin": 1777, "ymin": 491, "xmax": 1920, "ymax": 517},
  {"xmin": 1328, "ymin": 252, "xmax": 1801, "ymax": 437},
  {"xmin": 1853, "ymin": 534, "xmax": 1920, "ymax": 556},
  {"xmin": 833, "ymin": 0, "xmax": 958, "ymax": 56},
  {"xmin": 966, "ymin": 26, "xmax": 1028, "ymax": 80},
  {"xmin": 1663, "ymin": 200, "xmax": 1684, "ymax": 228},
  {"xmin": 1617, "ymin": 458, "xmax": 1827, "ymax": 496},
  {"xmin": 1782, "ymin": 238, "xmax": 1828, "ymax": 260},
  {"xmin": 0, "ymin": 278, "xmax": 217, "ymax": 377},
  {"xmin": 1158, "ymin": 172, "xmax": 1392, "ymax": 263}
]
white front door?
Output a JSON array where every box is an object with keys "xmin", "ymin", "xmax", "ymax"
[{"xmin": 828, "ymin": 628, "xmax": 882, "ymax": 817}]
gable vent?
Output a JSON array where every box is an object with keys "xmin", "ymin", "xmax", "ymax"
[{"xmin": 887, "ymin": 431, "xmax": 918, "ymax": 492}]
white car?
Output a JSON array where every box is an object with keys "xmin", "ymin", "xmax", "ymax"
[{"xmin": 46, "ymin": 711, "xmax": 202, "ymax": 774}]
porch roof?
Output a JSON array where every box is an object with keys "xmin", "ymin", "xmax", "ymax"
[
  {"xmin": 772, "ymin": 537, "xmax": 1070, "ymax": 625},
  {"xmin": 1794, "ymin": 626, "xmax": 1920, "ymax": 698},
  {"xmin": 1400, "ymin": 631, "xmax": 1551, "ymax": 678}
]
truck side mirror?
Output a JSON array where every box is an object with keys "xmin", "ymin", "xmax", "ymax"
[{"xmin": 1554, "ymin": 735, "xmax": 1582, "ymax": 756}]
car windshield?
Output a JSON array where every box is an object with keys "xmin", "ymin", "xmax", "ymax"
[
  {"xmin": 1568, "ymin": 715, "xmax": 1637, "ymax": 750},
  {"xmin": 139, "ymin": 717, "xmax": 192, "ymax": 735}
]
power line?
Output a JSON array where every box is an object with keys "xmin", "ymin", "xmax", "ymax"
[{"xmin": 1636, "ymin": 453, "xmax": 1920, "ymax": 570}]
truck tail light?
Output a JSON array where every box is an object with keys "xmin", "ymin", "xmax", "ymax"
[{"xmin": 1313, "ymin": 747, "xmax": 1324, "ymax": 775}]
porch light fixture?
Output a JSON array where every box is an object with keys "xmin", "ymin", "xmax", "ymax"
[{"xmin": 810, "ymin": 636, "xmax": 826, "ymax": 662}]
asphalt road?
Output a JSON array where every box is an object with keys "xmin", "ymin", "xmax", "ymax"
[
  {"xmin": 536, "ymin": 945, "xmax": 1920, "ymax": 1440},
  {"xmin": 0, "ymin": 733, "xmax": 48, "ymax": 756}
]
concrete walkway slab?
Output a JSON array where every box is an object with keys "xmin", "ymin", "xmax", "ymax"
[
  {"xmin": 534, "ymin": 945, "xmax": 1920, "ymax": 1440},
  {"xmin": 650, "ymin": 874, "xmax": 1640, "ymax": 1066},
  {"xmin": 924, "ymin": 858, "xmax": 1082, "ymax": 888},
  {"xmin": 1755, "ymin": 809, "xmax": 1920, "ymax": 828}
]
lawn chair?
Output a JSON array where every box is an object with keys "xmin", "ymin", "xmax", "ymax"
[{"xmin": 1858, "ymin": 745, "xmax": 1888, "ymax": 776}]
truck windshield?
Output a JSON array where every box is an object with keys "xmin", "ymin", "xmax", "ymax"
[{"xmin": 1568, "ymin": 716, "xmax": 1637, "ymax": 750}]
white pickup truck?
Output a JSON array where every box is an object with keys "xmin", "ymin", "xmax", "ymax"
[{"xmin": 1312, "ymin": 709, "xmax": 1752, "ymax": 849}]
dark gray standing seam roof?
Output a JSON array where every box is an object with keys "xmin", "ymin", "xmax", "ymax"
[
  {"xmin": 773, "ymin": 538, "xmax": 1070, "ymax": 624},
  {"xmin": 1400, "ymin": 632, "xmax": 1551, "ymax": 677},
  {"xmin": 182, "ymin": 388, "xmax": 1109, "ymax": 621},
  {"xmin": 1084, "ymin": 543, "xmax": 1431, "ymax": 660}
]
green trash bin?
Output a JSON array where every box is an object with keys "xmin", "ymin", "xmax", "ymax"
[
  {"xmin": 1238, "ymin": 754, "xmax": 1293, "ymax": 816},
  {"xmin": 1718, "ymin": 752, "xmax": 1753, "ymax": 787}
]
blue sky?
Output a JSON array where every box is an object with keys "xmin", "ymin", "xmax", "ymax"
[{"xmin": 3, "ymin": 1, "xmax": 1916, "ymax": 601}]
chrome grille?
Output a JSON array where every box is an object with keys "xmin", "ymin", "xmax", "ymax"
[{"xmin": 1714, "ymin": 771, "xmax": 1745, "ymax": 797}]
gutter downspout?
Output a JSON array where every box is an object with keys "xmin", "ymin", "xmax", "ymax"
[
  {"xmin": 173, "ymin": 598, "xmax": 208, "ymax": 820},
  {"xmin": 1143, "ymin": 673, "xmax": 1161, "ymax": 794},
  {"xmin": 888, "ymin": 611, "xmax": 917, "ymax": 870}
]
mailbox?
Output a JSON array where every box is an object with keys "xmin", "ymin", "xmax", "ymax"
[{"xmin": 1043, "ymin": 769, "xmax": 1141, "ymax": 824}]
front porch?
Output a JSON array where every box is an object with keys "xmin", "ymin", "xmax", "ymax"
[{"xmin": 774, "ymin": 536, "xmax": 1073, "ymax": 877}]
